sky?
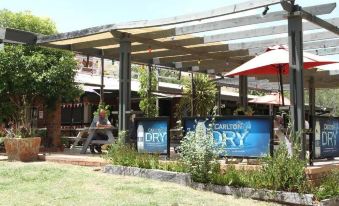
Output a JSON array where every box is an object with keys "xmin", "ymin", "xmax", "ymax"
[
  {"xmin": 0, "ymin": 0, "xmax": 338, "ymax": 33},
  {"xmin": 0, "ymin": 0, "xmax": 338, "ymax": 60}
]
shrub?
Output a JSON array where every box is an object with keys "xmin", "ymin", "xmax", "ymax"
[
  {"xmin": 249, "ymin": 144, "xmax": 308, "ymax": 192},
  {"xmin": 106, "ymin": 131, "xmax": 159, "ymax": 169},
  {"xmin": 210, "ymin": 165, "xmax": 247, "ymax": 187},
  {"xmin": 158, "ymin": 161, "xmax": 188, "ymax": 173},
  {"xmin": 179, "ymin": 121, "xmax": 220, "ymax": 183},
  {"xmin": 210, "ymin": 144, "xmax": 309, "ymax": 193},
  {"xmin": 314, "ymin": 169, "xmax": 339, "ymax": 200}
]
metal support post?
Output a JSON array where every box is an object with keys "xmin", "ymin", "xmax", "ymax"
[
  {"xmin": 118, "ymin": 33, "xmax": 132, "ymax": 132},
  {"xmin": 147, "ymin": 62, "xmax": 152, "ymax": 117},
  {"xmin": 216, "ymin": 85, "xmax": 221, "ymax": 115},
  {"xmin": 239, "ymin": 76, "xmax": 248, "ymax": 108},
  {"xmin": 100, "ymin": 56, "xmax": 104, "ymax": 103},
  {"xmin": 308, "ymin": 77, "xmax": 315, "ymax": 165},
  {"xmin": 191, "ymin": 72, "xmax": 195, "ymax": 116},
  {"xmin": 288, "ymin": 12, "xmax": 306, "ymax": 159}
]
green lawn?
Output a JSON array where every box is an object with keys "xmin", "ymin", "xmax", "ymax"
[{"xmin": 0, "ymin": 161, "xmax": 279, "ymax": 206}]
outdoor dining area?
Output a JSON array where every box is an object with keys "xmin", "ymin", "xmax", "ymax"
[
  {"xmin": 1, "ymin": 0, "xmax": 339, "ymax": 162},
  {"xmin": 1, "ymin": 0, "xmax": 339, "ymax": 205}
]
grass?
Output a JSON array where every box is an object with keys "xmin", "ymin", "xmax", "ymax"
[{"xmin": 0, "ymin": 161, "xmax": 280, "ymax": 206}]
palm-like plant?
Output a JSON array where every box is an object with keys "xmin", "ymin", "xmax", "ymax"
[{"xmin": 176, "ymin": 73, "xmax": 217, "ymax": 118}]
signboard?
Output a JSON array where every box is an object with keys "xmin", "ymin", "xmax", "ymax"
[
  {"xmin": 313, "ymin": 117, "xmax": 339, "ymax": 159},
  {"xmin": 183, "ymin": 116, "xmax": 273, "ymax": 158},
  {"xmin": 135, "ymin": 117, "xmax": 170, "ymax": 156},
  {"xmin": 38, "ymin": 111, "xmax": 43, "ymax": 119}
]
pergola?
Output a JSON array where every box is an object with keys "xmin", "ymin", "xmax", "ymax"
[{"xmin": 1, "ymin": 0, "xmax": 339, "ymax": 159}]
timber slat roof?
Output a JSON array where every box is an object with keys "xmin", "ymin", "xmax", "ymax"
[{"xmin": 1, "ymin": 0, "xmax": 339, "ymax": 89}]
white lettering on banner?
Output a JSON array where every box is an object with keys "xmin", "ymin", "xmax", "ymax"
[
  {"xmin": 212, "ymin": 121, "xmax": 251, "ymax": 147},
  {"xmin": 321, "ymin": 131, "xmax": 337, "ymax": 147},
  {"xmin": 213, "ymin": 130, "xmax": 249, "ymax": 147},
  {"xmin": 214, "ymin": 122, "xmax": 251, "ymax": 130},
  {"xmin": 145, "ymin": 132, "xmax": 167, "ymax": 143}
]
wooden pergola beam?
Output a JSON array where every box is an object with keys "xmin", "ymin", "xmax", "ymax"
[
  {"xmin": 299, "ymin": 10, "xmax": 339, "ymax": 35},
  {"xmin": 0, "ymin": 28, "xmax": 37, "ymax": 44},
  {"xmin": 38, "ymin": 0, "xmax": 285, "ymax": 43},
  {"xmin": 307, "ymin": 47, "xmax": 339, "ymax": 56},
  {"xmin": 175, "ymin": 3, "xmax": 336, "ymax": 35},
  {"xmin": 205, "ymin": 17, "xmax": 339, "ymax": 43},
  {"xmin": 111, "ymin": 30, "xmax": 244, "ymax": 64},
  {"xmin": 228, "ymin": 31, "xmax": 338, "ymax": 56}
]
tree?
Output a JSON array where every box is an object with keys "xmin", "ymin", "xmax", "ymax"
[
  {"xmin": 0, "ymin": 9, "xmax": 57, "ymax": 34},
  {"xmin": 176, "ymin": 73, "xmax": 217, "ymax": 118},
  {"xmin": 0, "ymin": 9, "xmax": 81, "ymax": 147},
  {"xmin": 137, "ymin": 65, "xmax": 158, "ymax": 118},
  {"xmin": 315, "ymin": 89, "xmax": 339, "ymax": 116}
]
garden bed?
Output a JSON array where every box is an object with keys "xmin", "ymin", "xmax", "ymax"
[
  {"xmin": 102, "ymin": 164, "xmax": 339, "ymax": 206},
  {"xmin": 103, "ymin": 164, "xmax": 191, "ymax": 186}
]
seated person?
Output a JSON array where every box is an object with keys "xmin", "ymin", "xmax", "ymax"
[{"xmin": 90, "ymin": 109, "xmax": 113, "ymax": 154}]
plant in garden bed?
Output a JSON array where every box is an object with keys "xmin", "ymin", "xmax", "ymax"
[
  {"xmin": 106, "ymin": 131, "xmax": 188, "ymax": 172},
  {"xmin": 158, "ymin": 161, "xmax": 188, "ymax": 173},
  {"xmin": 176, "ymin": 73, "xmax": 217, "ymax": 119},
  {"xmin": 209, "ymin": 142, "xmax": 310, "ymax": 194},
  {"xmin": 106, "ymin": 131, "xmax": 159, "ymax": 169},
  {"xmin": 179, "ymin": 115, "xmax": 221, "ymax": 183},
  {"xmin": 313, "ymin": 169, "xmax": 339, "ymax": 201}
]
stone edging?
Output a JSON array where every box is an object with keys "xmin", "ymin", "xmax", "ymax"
[
  {"xmin": 319, "ymin": 196, "xmax": 339, "ymax": 206},
  {"xmin": 191, "ymin": 182, "xmax": 314, "ymax": 206},
  {"xmin": 103, "ymin": 165, "xmax": 191, "ymax": 186},
  {"xmin": 103, "ymin": 165, "xmax": 338, "ymax": 206}
]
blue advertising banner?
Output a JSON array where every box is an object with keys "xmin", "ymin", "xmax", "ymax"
[
  {"xmin": 135, "ymin": 118, "xmax": 169, "ymax": 155},
  {"xmin": 184, "ymin": 116, "xmax": 273, "ymax": 157},
  {"xmin": 314, "ymin": 117, "xmax": 339, "ymax": 159}
]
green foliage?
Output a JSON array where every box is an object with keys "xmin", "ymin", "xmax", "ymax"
[
  {"xmin": 179, "ymin": 121, "xmax": 219, "ymax": 183},
  {"xmin": 158, "ymin": 68, "xmax": 181, "ymax": 84},
  {"xmin": 137, "ymin": 65, "xmax": 158, "ymax": 118},
  {"xmin": 176, "ymin": 73, "xmax": 217, "ymax": 118},
  {"xmin": 106, "ymin": 131, "xmax": 187, "ymax": 172},
  {"xmin": 106, "ymin": 131, "xmax": 159, "ymax": 169},
  {"xmin": 0, "ymin": 9, "xmax": 57, "ymax": 35},
  {"xmin": 256, "ymin": 144, "xmax": 307, "ymax": 192},
  {"xmin": 287, "ymin": 88, "xmax": 339, "ymax": 116},
  {"xmin": 93, "ymin": 102, "xmax": 110, "ymax": 117},
  {"xmin": 314, "ymin": 170, "xmax": 339, "ymax": 200},
  {"xmin": 158, "ymin": 161, "xmax": 188, "ymax": 173},
  {"xmin": 248, "ymin": 89, "xmax": 267, "ymax": 96},
  {"xmin": 210, "ymin": 165, "xmax": 248, "ymax": 187},
  {"xmin": 315, "ymin": 89, "xmax": 339, "ymax": 116},
  {"xmin": 0, "ymin": 10, "xmax": 81, "ymax": 129},
  {"xmin": 210, "ymin": 144, "xmax": 308, "ymax": 193},
  {"xmin": 233, "ymin": 106, "xmax": 254, "ymax": 116}
]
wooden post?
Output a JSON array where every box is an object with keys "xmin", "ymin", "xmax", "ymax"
[
  {"xmin": 239, "ymin": 76, "xmax": 248, "ymax": 108},
  {"xmin": 100, "ymin": 56, "xmax": 105, "ymax": 103},
  {"xmin": 308, "ymin": 77, "xmax": 315, "ymax": 165},
  {"xmin": 118, "ymin": 33, "xmax": 131, "ymax": 132},
  {"xmin": 191, "ymin": 72, "xmax": 195, "ymax": 116},
  {"xmin": 288, "ymin": 11, "xmax": 306, "ymax": 160}
]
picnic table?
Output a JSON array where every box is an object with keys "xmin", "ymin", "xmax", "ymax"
[{"xmin": 70, "ymin": 126, "xmax": 115, "ymax": 154}]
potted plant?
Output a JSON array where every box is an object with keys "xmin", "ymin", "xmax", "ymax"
[
  {"xmin": 4, "ymin": 125, "xmax": 41, "ymax": 162},
  {"xmin": 233, "ymin": 106, "xmax": 254, "ymax": 116}
]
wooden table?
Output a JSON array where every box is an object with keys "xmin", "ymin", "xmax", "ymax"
[{"xmin": 70, "ymin": 127, "xmax": 115, "ymax": 154}]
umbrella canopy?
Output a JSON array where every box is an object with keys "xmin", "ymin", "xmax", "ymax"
[
  {"xmin": 225, "ymin": 45, "xmax": 337, "ymax": 106},
  {"xmin": 249, "ymin": 93, "xmax": 290, "ymax": 105},
  {"xmin": 225, "ymin": 45, "xmax": 337, "ymax": 77}
]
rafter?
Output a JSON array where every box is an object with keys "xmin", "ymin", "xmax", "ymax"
[
  {"xmin": 175, "ymin": 3, "xmax": 336, "ymax": 35},
  {"xmin": 204, "ymin": 17, "xmax": 339, "ymax": 43}
]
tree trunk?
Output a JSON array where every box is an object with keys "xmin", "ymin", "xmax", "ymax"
[{"xmin": 46, "ymin": 98, "xmax": 62, "ymax": 149}]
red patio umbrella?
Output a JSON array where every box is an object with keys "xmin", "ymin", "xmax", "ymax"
[
  {"xmin": 225, "ymin": 45, "xmax": 337, "ymax": 105},
  {"xmin": 249, "ymin": 93, "xmax": 291, "ymax": 105}
]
